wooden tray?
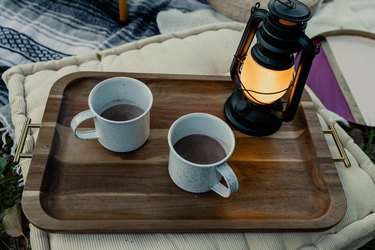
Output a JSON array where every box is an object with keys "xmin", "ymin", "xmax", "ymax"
[{"xmin": 22, "ymin": 72, "xmax": 346, "ymax": 233}]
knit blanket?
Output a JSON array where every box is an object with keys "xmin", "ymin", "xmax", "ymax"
[{"xmin": 0, "ymin": 0, "xmax": 215, "ymax": 107}]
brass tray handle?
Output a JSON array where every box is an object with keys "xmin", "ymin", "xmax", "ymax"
[
  {"xmin": 13, "ymin": 118, "xmax": 41, "ymax": 163},
  {"xmin": 323, "ymin": 123, "xmax": 351, "ymax": 168}
]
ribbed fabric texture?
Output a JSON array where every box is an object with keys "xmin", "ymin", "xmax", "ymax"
[{"xmin": 47, "ymin": 233, "xmax": 249, "ymax": 250}]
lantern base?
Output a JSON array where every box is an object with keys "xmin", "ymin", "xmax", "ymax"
[{"xmin": 224, "ymin": 89, "xmax": 283, "ymax": 136}]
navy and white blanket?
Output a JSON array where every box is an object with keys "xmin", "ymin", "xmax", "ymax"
[{"xmin": 0, "ymin": 0, "xmax": 219, "ymax": 108}]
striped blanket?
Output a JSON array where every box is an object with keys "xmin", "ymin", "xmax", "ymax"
[{"xmin": 0, "ymin": 0, "xmax": 212, "ymax": 107}]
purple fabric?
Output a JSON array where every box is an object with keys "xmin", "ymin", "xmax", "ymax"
[{"xmin": 306, "ymin": 48, "xmax": 355, "ymax": 122}]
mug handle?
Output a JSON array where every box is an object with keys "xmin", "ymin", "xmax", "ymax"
[
  {"xmin": 70, "ymin": 110, "xmax": 99, "ymax": 140},
  {"xmin": 211, "ymin": 163, "xmax": 239, "ymax": 198}
]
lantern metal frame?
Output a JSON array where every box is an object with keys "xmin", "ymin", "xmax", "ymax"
[{"xmin": 224, "ymin": 0, "xmax": 320, "ymax": 136}]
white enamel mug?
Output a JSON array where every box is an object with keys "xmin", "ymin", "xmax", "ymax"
[
  {"xmin": 168, "ymin": 113, "xmax": 239, "ymax": 198},
  {"xmin": 70, "ymin": 77, "xmax": 153, "ymax": 152}
]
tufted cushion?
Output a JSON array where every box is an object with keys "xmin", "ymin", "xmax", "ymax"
[{"xmin": 207, "ymin": 0, "xmax": 321, "ymax": 23}]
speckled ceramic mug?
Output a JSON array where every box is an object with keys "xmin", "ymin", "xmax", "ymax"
[
  {"xmin": 70, "ymin": 77, "xmax": 153, "ymax": 152},
  {"xmin": 168, "ymin": 113, "xmax": 239, "ymax": 198}
]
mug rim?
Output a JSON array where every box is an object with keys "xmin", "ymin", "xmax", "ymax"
[
  {"xmin": 88, "ymin": 77, "xmax": 153, "ymax": 124},
  {"xmin": 168, "ymin": 112, "xmax": 235, "ymax": 168}
]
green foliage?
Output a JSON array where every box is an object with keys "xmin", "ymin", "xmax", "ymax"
[
  {"xmin": 0, "ymin": 131, "xmax": 25, "ymax": 248},
  {"xmin": 96, "ymin": 53, "xmax": 102, "ymax": 61},
  {"xmin": 364, "ymin": 128, "xmax": 375, "ymax": 163},
  {"xmin": 345, "ymin": 122, "xmax": 375, "ymax": 164},
  {"xmin": 0, "ymin": 142, "xmax": 23, "ymax": 215}
]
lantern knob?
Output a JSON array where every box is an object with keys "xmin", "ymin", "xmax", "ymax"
[{"xmin": 268, "ymin": 0, "xmax": 312, "ymax": 22}]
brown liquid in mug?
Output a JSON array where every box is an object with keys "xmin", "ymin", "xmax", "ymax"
[
  {"xmin": 173, "ymin": 134, "xmax": 226, "ymax": 164},
  {"xmin": 100, "ymin": 102, "xmax": 144, "ymax": 121}
]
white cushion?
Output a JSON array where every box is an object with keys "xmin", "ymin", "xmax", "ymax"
[
  {"xmin": 3, "ymin": 22, "xmax": 375, "ymax": 250},
  {"xmin": 207, "ymin": 0, "xmax": 320, "ymax": 22}
]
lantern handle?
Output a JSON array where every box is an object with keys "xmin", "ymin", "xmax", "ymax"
[
  {"xmin": 230, "ymin": 6, "xmax": 267, "ymax": 88},
  {"xmin": 273, "ymin": 34, "xmax": 320, "ymax": 122}
]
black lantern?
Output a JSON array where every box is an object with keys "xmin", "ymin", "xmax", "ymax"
[{"xmin": 224, "ymin": 0, "xmax": 320, "ymax": 136}]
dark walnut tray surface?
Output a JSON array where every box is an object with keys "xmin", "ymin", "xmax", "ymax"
[{"xmin": 22, "ymin": 72, "xmax": 346, "ymax": 233}]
